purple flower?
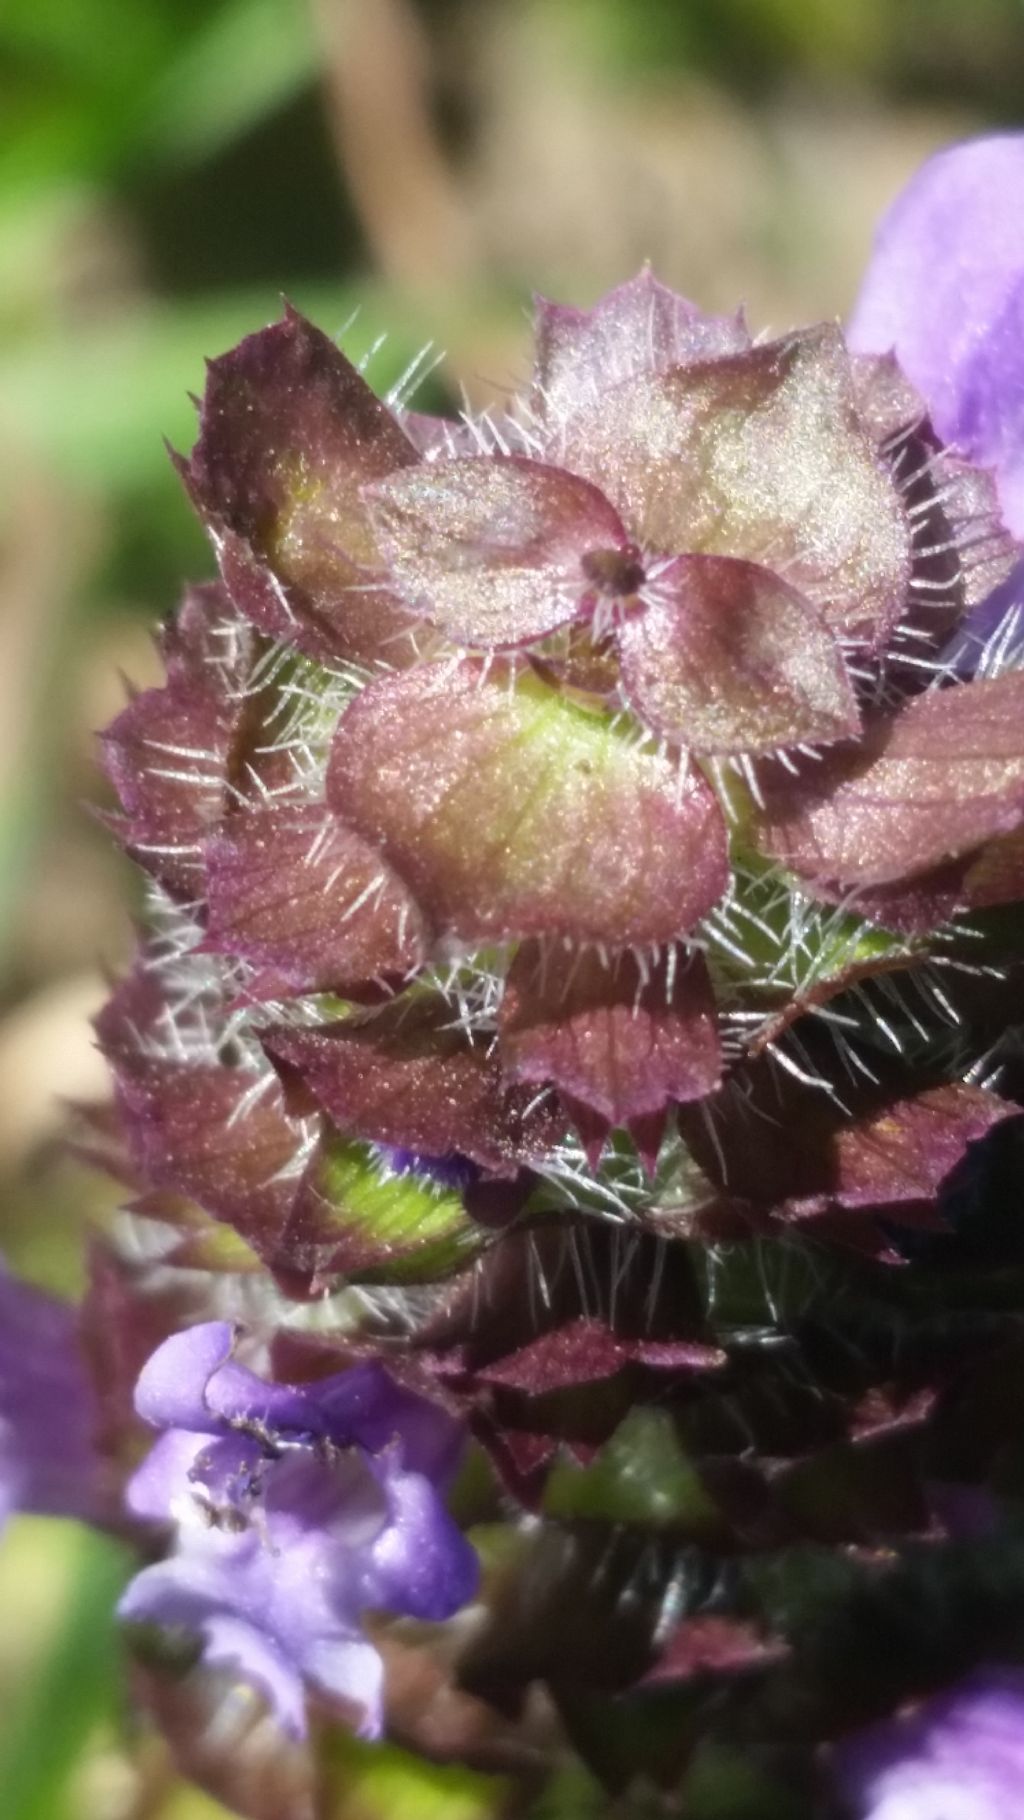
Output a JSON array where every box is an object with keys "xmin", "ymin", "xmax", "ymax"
[
  {"xmin": 850, "ymin": 134, "xmax": 1024, "ymax": 538},
  {"xmin": 0, "ymin": 1264, "xmax": 106, "ymax": 1529},
  {"xmin": 832, "ymin": 1669, "xmax": 1024, "ymax": 1819},
  {"xmin": 118, "ymin": 1322, "xmax": 479, "ymax": 1739}
]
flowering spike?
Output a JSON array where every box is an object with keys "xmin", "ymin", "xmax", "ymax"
[{"xmin": 77, "ymin": 197, "xmax": 1024, "ymax": 1794}]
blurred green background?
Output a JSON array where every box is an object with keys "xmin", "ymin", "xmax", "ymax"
[{"xmin": 3, "ymin": 1, "xmax": 1024, "ymax": 1813}]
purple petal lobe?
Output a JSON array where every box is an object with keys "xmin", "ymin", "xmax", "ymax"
[
  {"xmin": 757, "ymin": 670, "xmax": 1024, "ymax": 887},
  {"xmin": 125, "ymin": 1430, "xmax": 209, "ymax": 1523},
  {"xmin": 327, "ymin": 657, "xmax": 728, "ymax": 946},
  {"xmin": 833, "ymin": 1667, "xmax": 1024, "ymax": 1819},
  {"xmin": 560, "ymin": 326, "xmax": 911, "ymax": 643},
  {"xmin": 201, "ymin": 1617, "xmax": 310, "ymax": 1739},
  {"xmin": 850, "ymin": 133, "xmax": 1024, "ymax": 535},
  {"xmin": 182, "ymin": 307, "xmax": 421, "ymax": 663},
  {"xmin": 204, "ymin": 804, "xmax": 429, "ymax": 993},
  {"xmin": 364, "ymin": 1468, "xmax": 479, "ymax": 1621},
  {"xmin": 499, "ymin": 941, "xmax": 721, "ymax": 1131},
  {"xmin": 365, "ymin": 455, "xmax": 631, "ymax": 646},
  {"xmin": 618, "ymin": 555, "xmax": 859, "ymax": 754},
  {"xmin": 134, "ymin": 1322, "xmax": 236, "ymax": 1434}
]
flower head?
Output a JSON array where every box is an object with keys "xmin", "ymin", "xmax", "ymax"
[
  {"xmin": 78, "ymin": 129, "xmax": 1024, "ymax": 1805},
  {"xmin": 832, "ymin": 1668, "xmax": 1024, "ymax": 1819},
  {"xmin": 118, "ymin": 1323, "xmax": 478, "ymax": 1738},
  {"xmin": 95, "ymin": 263, "xmax": 1024, "ymax": 1276}
]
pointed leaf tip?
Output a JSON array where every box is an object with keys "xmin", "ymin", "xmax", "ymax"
[
  {"xmin": 533, "ymin": 268, "xmax": 749, "ymax": 426},
  {"xmin": 262, "ymin": 997, "xmax": 562, "ymax": 1175},
  {"xmin": 183, "ymin": 308, "xmax": 421, "ymax": 664},
  {"xmin": 500, "ymin": 941, "xmax": 721, "ymax": 1130}
]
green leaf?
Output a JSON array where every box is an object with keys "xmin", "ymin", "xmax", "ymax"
[
  {"xmin": 139, "ymin": 0, "xmax": 316, "ymax": 168},
  {"xmin": 0, "ymin": 1519, "xmax": 131, "ymax": 1820},
  {"xmin": 321, "ymin": 1727, "xmax": 508, "ymax": 1820},
  {"xmin": 0, "ymin": 287, "xmax": 412, "ymax": 491},
  {"xmin": 544, "ymin": 1408, "xmax": 722, "ymax": 1534}
]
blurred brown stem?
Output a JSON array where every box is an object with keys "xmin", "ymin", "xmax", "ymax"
[{"xmin": 311, "ymin": 0, "xmax": 479, "ymax": 295}]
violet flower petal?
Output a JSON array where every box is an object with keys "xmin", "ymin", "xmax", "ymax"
[
  {"xmin": 125, "ymin": 1430, "xmax": 210, "ymax": 1525},
  {"xmin": 301, "ymin": 1360, "xmax": 466, "ymax": 1486},
  {"xmin": 201, "ymin": 1616, "xmax": 310, "ymax": 1738},
  {"xmin": 133, "ymin": 1322, "xmax": 236, "ymax": 1433},
  {"xmin": 363, "ymin": 1464, "xmax": 480, "ymax": 1621},
  {"xmin": 121, "ymin": 1328, "xmax": 478, "ymax": 1739},
  {"xmin": 850, "ymin": 134, "xmax": 1024, "ymax": 536},
  {"xmin": 833, "ymin": 1667, "xmax": 1024, "ymax": 1818},
  {"xmin": 0, "ymin": 1266, "xmax": 104, "ymax": 1527}
]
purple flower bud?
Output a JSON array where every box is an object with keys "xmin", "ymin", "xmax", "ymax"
[
  {"xmin": 832, "ymin": 1668, "xmax": 1024, "ymax": 1819},
  {"xmin": 118, "ymin": 1323, "xmax": 478, "ymax": 1738}
]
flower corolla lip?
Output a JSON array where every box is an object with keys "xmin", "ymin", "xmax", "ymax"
[
  {"xmin": 850, "ymin": 133, "xmax": 1024, "ymax": 538},
  {"xmin": 831, "ymin": 1667, "xmax": 1024, "ymax": 1818},
  {"xmin": 119, "ymin": 1322, "xmax": 478, "ymax": 1739}
]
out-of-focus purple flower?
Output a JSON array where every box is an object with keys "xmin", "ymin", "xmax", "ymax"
[
  {"xmin": 850, "ymin": 134, "xmax": 1024, "ymax": 538},
  {"xmin": 118, "ymin": 1322, "xmax": 479, "ymax": 1739},
  {"xmin": 0, "ymin": 1264, "xmax": 106, "ymax": 1529},
  {"xmin": 832, "ymin": 1668, "xmax": 1024, "ymax": 1818}
]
